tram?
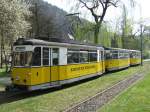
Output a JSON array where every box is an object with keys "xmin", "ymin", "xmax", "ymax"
[
  {"xmin": 6, "ymin": 38, "xmax": 141, "ymax": 91},
  {"xmin": 105, "ymin": 48, "xmax": 130, "ymax": 71},
  {"xmin": 130, "ymin": 50, "xmax": 141, "ymax": 66},
  {"xmin": 10, "ymin": 38, "xmax": 105, "ymax": 91}
]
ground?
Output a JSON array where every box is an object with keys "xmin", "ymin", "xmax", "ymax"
[
  {"xmin": 99, "ymin": 70, "xmax": 150, "ymax": 112},
  {"xmin": 0, "ymin": 63, "xmax": 149, "ymax": 112}
]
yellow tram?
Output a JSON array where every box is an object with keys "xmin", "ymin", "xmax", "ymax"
[
  {"xmin": 11, "ymin": 38, "xmax": 105, "ymax": 91},
  {"xmin": 130, "ymin": 50, "xmax": 141, "ymax": 66},
  {"xmin": 7, "ymin": 38, "xmax": 141, "ymax": 91},
  {"xmin": 105, "ymin": 48, "xmax": 130, "ymax": 71}
]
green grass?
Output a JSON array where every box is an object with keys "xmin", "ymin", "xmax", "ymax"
[
  {"xmin": 0, "ymin": 63, "xmax": 149, "ymax": 112},
  {"xmin": 0, "ymin": 68, "xmax": 7, "ymax": 77},
  {"xmin": 0, "ymin": 68, "xmax": 7, "ymax": 91},
  {"xmin": 99, "ymin": 69, "xmax": 150, "ymax": 112}
]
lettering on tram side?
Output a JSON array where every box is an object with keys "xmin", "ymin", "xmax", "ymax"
[{"xmin": 71, "ymin": 65, "xmax": 96, "ymax": 72}]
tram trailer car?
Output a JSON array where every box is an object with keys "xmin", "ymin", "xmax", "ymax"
[
  {"xmin": 129, "ymin": 50, "xmax": 141, "ymax": 66},
  {"xmin": 105, "ymin": 48, "xmax": 130, "ymax": 71},
  {"xmin": 9, "ymin": 38, "xmax": 105, "ymax": 91}
]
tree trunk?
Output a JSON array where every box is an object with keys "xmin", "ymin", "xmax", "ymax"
[
  {"xmin": 0, "ymin": 42, "xmax": 2, "ymax": 68},
  {"xmin": 94, "ymin": 24, "xmax": 100, "ymax": 44},
  {"xmin": 0, "ymin": 33, "xmax": 4, "ymax": 68},
  {"xmin": 3, "ymin": 49, "xmax": 8, "ymax": 72}
]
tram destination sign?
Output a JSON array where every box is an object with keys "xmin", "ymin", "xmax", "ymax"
[{"xmin": 15, "ymin": 47, "xmax": 26, "ymax": 51}]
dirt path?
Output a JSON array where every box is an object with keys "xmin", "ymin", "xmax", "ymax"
[{"xmin": 64, "ymin": 73, "xmax": 145, "ymax": 112}]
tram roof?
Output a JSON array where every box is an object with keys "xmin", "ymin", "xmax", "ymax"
[
  {"xmin": 129, "ymin": 49, "xmax": 141, "ymax": 52},
  {"xmin": 104, "ymin": 47, "xmax": 130, "ymax": 51},
  {"xmin": 14, "ymin": 37, "xmax": 104, "ymax": 49}
]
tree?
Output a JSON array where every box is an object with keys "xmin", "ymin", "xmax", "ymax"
[
  {"xmin": 78, "ymin": 0, "xmax": 119, "ymax": 44},
  {"xmin": 0, "ymin": 0, "xmax": 31, "ymax": 70},
  {"xmin": 28, "ymin": 0, "xmax": 67, "ymax": 38}
]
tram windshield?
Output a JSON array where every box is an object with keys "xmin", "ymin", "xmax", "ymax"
[{"xmin": 13, "ymin": 52, "xmax": 32, "ymax": 66}]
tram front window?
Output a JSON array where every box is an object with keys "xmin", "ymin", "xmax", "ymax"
[{"xmin": 13, "ymin": 52, "xmax": 32, "ymax": 66}]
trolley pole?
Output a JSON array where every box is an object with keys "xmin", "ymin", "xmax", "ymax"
[{"xmin": 140, "ymin": 24, "xmax": 143, "ymax": 66}]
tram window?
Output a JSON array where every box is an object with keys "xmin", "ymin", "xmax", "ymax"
[
  {"xmin": 119, "ymin": 52, "xmax": 125, "ymax": 59},
  {"xmin": 126, "ymin": 53, "xmax": 129, "ymax": 58},
  {"xmin": 32, "ymin": 47, "xmax": 41, "ymax": 66},
  {"xmin": 43, "ymin": 48, "xmax": 49, "ymax": 66},
  {"xmin": 89, "ymin": 51, "xmax": 97, "ymax": 62},
  {"xmin": 114, "ymin": 53, "xmax": 118, "ymax": 59},
  {"xmin": 131, "ymin": 52, "xmax": 135, "ymax": 58},
  {"xmin": 106, "ymin": 53, "xmax": 111, "ymax": 59},
  {"xmin": 80, "ymin": 51, "xmax": 88, "ymax": 63},
  {"xmin": 132, "ymin": 52, "xmax": 136, "ymax": 58},
  {"xmin": 13, "ymin": 52, "xmax": 32, "ymax": 66},
  {"xmin": 99, "ymin": 51, "xmax": 102, "ymax": 61},
  {"xmin": 67, "ymin": 50, "xmax": 79, "ymax": 64},
  {"xmin": 138, "ymin": 53, "xmax": 141, "ymax": 58},
  {"xmin": 52, "ymin": 48, "xmax": 59, "ymax": 66}
]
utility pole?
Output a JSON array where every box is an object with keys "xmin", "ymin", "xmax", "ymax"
[{"xmin": 140, "ymin": 24, "xmax": 143, "ymax": 66}]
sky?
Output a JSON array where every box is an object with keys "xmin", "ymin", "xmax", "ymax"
[{"xmin": 44, "ymin": 0, "xmax": 150, "ymax": 25}]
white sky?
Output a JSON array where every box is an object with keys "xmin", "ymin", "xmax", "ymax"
[{"xmin": 44, "ymin": 0, "xmax": 150, "ymax": 25}]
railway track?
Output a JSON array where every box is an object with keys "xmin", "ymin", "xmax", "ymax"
[{"xmin": 63, "ymin": 72, "xmax": 145, "ymax": 112}]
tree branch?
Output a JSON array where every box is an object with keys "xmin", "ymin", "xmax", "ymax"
[{"xmin": 98, "ymin": 0, "xmax": 104, "ymax": 9}]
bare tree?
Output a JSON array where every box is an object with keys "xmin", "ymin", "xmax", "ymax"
[{"xmin": 78, "ymin": 0, "xmax": 119, "ymax": 44}]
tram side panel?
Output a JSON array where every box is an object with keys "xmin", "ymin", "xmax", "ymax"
[
  {"xmin": 63, "ymin": 49, "xmax": 104, "ymax": 83},
  {"xmin": 105, "ymin": 50, "xmax": 120, "ymax": 71},
  {"xmin": 105, "ymin": 49, "xmax": 130, "ymax": 71},
  {"xmin": 118, "ymin": 52, "xmax": 130, "ymax": 69}
]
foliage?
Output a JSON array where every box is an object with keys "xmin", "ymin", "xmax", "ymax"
[
  {"xmin": 73, "ymin": 20, "xmax": 113, "ymax": 47},
  {"xmin": 73, "ymin": 19, "xmax": 95, "ymax": 42},
  {"xmin": 0, "ymin": 0, "xmax": 31, "ymax": 42},
  {"xmin": 28, "ymin": 0, "xmax": 74, "ymax": 39},
  {"xmin": 77, "ymin": 0, "xmax": 119, "ymax": 44},
  {"xmin": 0, "ymin": 68, "xmax": 8, "ymax": 77},
  {"xmin": 0, "ymin": 0, "xmax": 31, "ymax": 69}
]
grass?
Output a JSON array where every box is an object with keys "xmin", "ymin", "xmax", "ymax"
[
  {"xmin": 0, "ymin": 68, "xmax": 7, "ymax": 78},
  {"xmin": 0, "ymin": 69, "xmax": 7, "ymax": 91},
  {"xmin": 99, "ymin": 68, "xmax": 150, "ymax": 112},
  {"xmin": 0, "ymin": 63, "xmax": 149, "ymax": 112}
]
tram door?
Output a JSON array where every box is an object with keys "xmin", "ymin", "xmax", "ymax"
[
  {"xmin": 50, "ymin": 48, "xmax": 60, "ymax": 86},
  {"xmin": 101, "ymin": 50, "xmax": 105, "ymax": 73}
]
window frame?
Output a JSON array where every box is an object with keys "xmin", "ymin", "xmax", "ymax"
[
  {"xmin": 88, "ymin": 50, "xmax": 97, "ymax": 62},
  {"xmin": 43, "ymin": 47, "xmax": 50, "ymax": 66},
  {"xmin": 51, "ymin": 48, "xmax": 59, "ymax": 66},
  {"xmin": 67, "ymin": 49, "xmax": 80, "ymax": 64},
  {"xmin": 32, "ymin": 47, "xmax": 42, "ymax": 67}
]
